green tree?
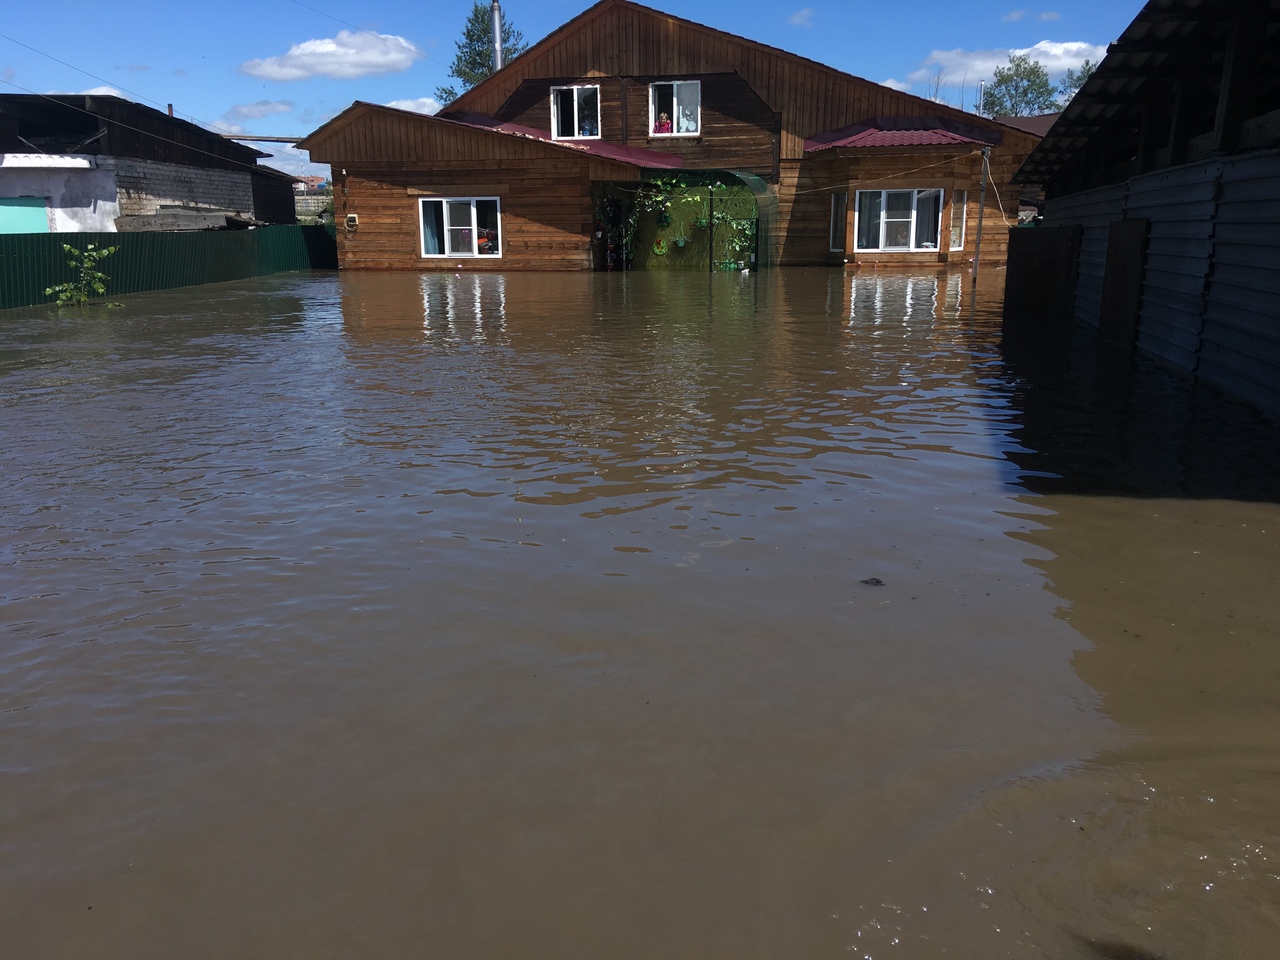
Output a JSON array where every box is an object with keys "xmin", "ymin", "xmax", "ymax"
[
  {"xmin": 1058, "ymin": 59, "xmax": 1097, "ymax": 103},
  {"xmin": 434, "ymin": 3, "xmax": 529, "ymax": 104},
  {"xmin": 980, "ymin": 53, "xmax": 1059, "ymax": 117}
]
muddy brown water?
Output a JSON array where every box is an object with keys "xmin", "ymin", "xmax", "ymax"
[{"xmin": 2, "ymin": 270, "xmax": 1277, "ymax": 959}]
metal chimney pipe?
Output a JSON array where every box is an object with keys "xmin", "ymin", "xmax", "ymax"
[{"xmin": 491, "ymin": 0, "xmax": 503, "ymax": 72}]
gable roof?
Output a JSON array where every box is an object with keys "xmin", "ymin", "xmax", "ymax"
[
  {"xmin": 443, "ymin": 0, "xmax": 1039, "ymax": 160},
  {"xmin": 298, "ymin": 101, "xmax": 680, "ymax": 170},
  {"xmin": 805, "ymin": 117, "xmax": 1001, "ymax": 152}
]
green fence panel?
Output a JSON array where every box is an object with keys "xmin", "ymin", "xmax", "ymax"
[{"xmin": 0, "ymin": 225, "xmax": 337, "ymax": 310}]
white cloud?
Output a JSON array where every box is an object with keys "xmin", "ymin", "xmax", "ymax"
[
  {"xmin": 914, "ymin": 39, "xmax": 1108, "ymax": 81},
  {"xmin": 48, "ymin": 85, "xmax": 124, "ymax": 96},
  {"xmin": 1039, "ymin": 11, "xmax": 1061, "ymax": 20},
  {"xmin": 385, "ymin": 97, "xmax": 441, "ymax": 115},
  {"xmin": 1002, "ymin": 10, "xmax": 1027, "ymax": 21},
  {"xmin": 788, "ymin": 7, "xmax": 814, "ymax": 27},
  {"xmin": 881, "ymin": 78, "xmax": 912, "ymax": 92},
  {"xmin": 207, "ymin": 119, "xmax": 247, "ymax": 136},
  {"xmin": 241, "ymin": 29, "xmax": 421, "ymax": 81},
  {"xmin": 225, "ymin": 100, "xmax": 295, "ymax": 121}
]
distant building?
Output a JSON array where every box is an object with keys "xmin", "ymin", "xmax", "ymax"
[
  {"xmin": 0, "ymin": 94, "xmax": 297, "ymax": 232},
  {"xmin": 1008, "ymin": 0, "xmax": 1280, "ymax": 418}
]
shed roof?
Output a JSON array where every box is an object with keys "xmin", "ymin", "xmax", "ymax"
[
  {"xmin": 1013, "ymin": 0, "xmax": 1280, "ymax": 187},
  {"xmin": 0, "ymin": 94, "xmax": 269, "ymax": 169}
]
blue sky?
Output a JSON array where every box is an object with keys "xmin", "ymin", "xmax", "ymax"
[{"xmin": 1, "ymin": 0, "xmax": 1138, "ymax": 176}]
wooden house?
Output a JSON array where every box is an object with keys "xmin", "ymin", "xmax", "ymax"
[
  {"xmin": 298, "ymin": 0, "xmax": 1041, "ymax": 272},
  {"xmin": 1007, "ymin": 0, "xmax": 1280, "ymax": 419}
]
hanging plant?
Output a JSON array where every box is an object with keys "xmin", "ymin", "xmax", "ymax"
[
  {"xmin": 656, "ymin": 211, "xmax": 672, "ymax": 227},
  {"xmin": 674, "ymin": 235, "xmax": 687, "ymax": 248},
  {"xmin": 652, "ymin": 237, "xmax": 669, "ymax": 256}
]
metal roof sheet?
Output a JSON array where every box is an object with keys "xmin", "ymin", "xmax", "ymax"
[{"xmin": 805, "ymin": 116, "xmax": 999, "ymax": 152}]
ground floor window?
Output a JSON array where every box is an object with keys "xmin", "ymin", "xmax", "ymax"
[
  {"xmin": 949, "ymin": 190, "xmax": 967, "ymax": 250},
  {"xmin": 855, "ymin": 189, "xmax": 944, "ymax": 251},
  {"xmin": 829, "ymin": 191, "xmax": 848, "ymax": 252},
  {"xmin": 420, "ymin": 197, "xmax": 501, "ymax": 258}
]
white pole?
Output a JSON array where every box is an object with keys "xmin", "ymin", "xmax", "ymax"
[{"xmin": 492, "ymin": 1, "xmax": 504, "ymax": 71}]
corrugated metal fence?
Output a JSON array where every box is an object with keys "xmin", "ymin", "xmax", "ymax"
[{"xmin": 0, "ymin": 225, "xmax": 337, "ymax": 311}]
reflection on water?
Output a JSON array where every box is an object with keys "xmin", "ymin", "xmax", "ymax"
[{"xmin": 1, "ymin": 270, "xmax": 1277, "ymax": 959}]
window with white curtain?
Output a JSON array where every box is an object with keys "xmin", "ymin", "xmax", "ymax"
[
  {"xmin": 854, "ymin": 189, "xmax": 945, "ymax": 251},
  {"xmin": 649, "ymin": 81, "xmax": 700, "ymax": 136}
]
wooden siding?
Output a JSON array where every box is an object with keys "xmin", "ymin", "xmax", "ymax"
[
  {"xmin": 496, "ymin": 73, "xmax": 778, "ymax": 179},
  {"xmin": 1200, "ymin": 150, "xmax": 1280, "ymax": 416},
  {"xmin": 332, "ymin": 158, "xmax": 621, "ymax": 272},
  {"xmin": 1041, "ymin": 183, "xmax": 1129, "ymax": 327},
  {"xmin": 1038, "ymin": 147, "xmax": 1280, "ymax": 420},
  {"xmin": 1127, "ymin": 160, "xmax": 1221, "ymax": 369},
  {"xmin": 449, "ymin": 1, "xmax": 1039, "ymax": 163}
]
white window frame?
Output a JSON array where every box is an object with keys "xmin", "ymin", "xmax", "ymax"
[
  {"xmin": 648, "ymin": 80, "xmax": 701, "ymax": 138},
  {"xmin": 853, "ymin": 188, "xmax": 945, "ymax": 252},
  {"xmin": 949, "ymin": 190, "xmax": 967, "ymax": 251},
  {"xmin": 829, "ymin": 191, "xmax": 848, "ymax": 252},
  {"xmin": 418, "ymin": 197, "xmax": 503, "ymax": 259},
  {"xmin": 549, "ymin": 84, "xmax": 601, "ymax": 141}
]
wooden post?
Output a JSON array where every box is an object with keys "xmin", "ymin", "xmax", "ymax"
[
  {"xmin": 1212, "ymin": 0, "xmax": 1267, "ymax": 154},
  {"xmin": 971, "ymin": 147, "xmax": 990, "ymax": 284}
]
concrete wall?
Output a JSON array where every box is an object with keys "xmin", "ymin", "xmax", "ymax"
[
  {"xmin": 114, "ymin": 157, "xmax": 255, "ymax": 218},
  {"xmin": 0, "ymin": 154, "xmax": 121, "ymax": 232}
]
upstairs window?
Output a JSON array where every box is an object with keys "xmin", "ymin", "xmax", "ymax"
[
  {"xmin": 855, "ymin": 189, "xmax": 944, "ymax": 251},
  {"xmin": 551, "ymin": 85, "xmax": 600, "ymax": 140},
  {"xmin": 649, "ymin": 81, "xmax": 700, "ymax": 136},
  {"xmin": 420, "ymin": 197, "xmax": 501, "ymax": 258}
]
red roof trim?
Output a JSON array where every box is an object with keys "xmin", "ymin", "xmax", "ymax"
[{"xmin": 805, "ymin": 116, "xmax": 1000, "ymax": 152}]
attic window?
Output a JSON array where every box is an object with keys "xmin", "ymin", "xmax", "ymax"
[
  {"xmin": 649, "ymin": 81, "xmax": 700, "ymax": 136},
  {"xmin": 551, "ymin": 85, "xmax": 600, "ymax": 139}
]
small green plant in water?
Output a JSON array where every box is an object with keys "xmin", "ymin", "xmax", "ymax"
[{"xmin": 45, "ymin": 243, "xmax": 118, "ymax": 306}]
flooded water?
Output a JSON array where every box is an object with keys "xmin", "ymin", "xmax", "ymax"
[{"xmin": 2, "ymin": 269, "xmax": 1278, "ymax": 959}]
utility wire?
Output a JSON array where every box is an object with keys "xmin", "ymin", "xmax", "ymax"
[
  {"xmin": 0, "ymin": 29, "xmax": 194, "ymax": 123},
  {"xmin": 0, "ymin": 75, "xmax": 295, "ymax": 175}
]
